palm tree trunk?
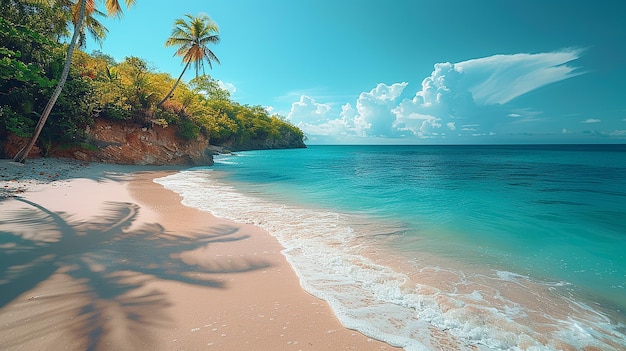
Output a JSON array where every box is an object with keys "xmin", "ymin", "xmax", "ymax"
[
  {"xmin": 13, "ymin": 0, "xmax": 88, "ymax": 163},
  {"xmin": 157, "ymin": 60, "xmax": 190, "ymax": 108}
]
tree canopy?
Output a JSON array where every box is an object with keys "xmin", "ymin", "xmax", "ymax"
[{"xmin": 9, "ymin": 0, "xmax": 137, "ymax": 162}]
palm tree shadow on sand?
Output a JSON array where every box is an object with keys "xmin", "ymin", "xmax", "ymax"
[{"xmin": 0, "ymin": 197, "xmax": 271, "ymax": 350}]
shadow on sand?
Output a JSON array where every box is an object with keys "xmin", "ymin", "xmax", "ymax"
[{"xmin": 0, "ymin": 197, "xmax": 271, "ymax": 350}]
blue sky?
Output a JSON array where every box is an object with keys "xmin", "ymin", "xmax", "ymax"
[{"xmin": 89, "ymin": 0, "xmax": 626, "ymax": 144}]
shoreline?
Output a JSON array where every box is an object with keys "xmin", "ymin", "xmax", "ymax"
[
  {"xmin": 159, "ymin": 160, "xmax": 626, "ymax": 351},
  {"xmin": 0, "ymin": 158, "xmax": 398, "ymax": 350}
]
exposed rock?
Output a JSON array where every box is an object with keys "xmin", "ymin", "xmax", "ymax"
[
  {"xmin": 1, "ymin": 119, "xmax": 213, "ymax": 166},
  {"xmin": 80, "ymin": 119, "xmax": 213, "ymax": 166},
  {"xmin": 2, "ymin": 134, "xmax": 42, "ymax": 160}
]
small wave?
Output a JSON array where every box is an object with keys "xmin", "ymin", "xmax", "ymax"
[{"xmin": 212, "ymin": 155, "xmax": 239, "ymax": 165}]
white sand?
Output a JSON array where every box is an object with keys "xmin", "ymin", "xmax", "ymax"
[{"xmin": 0, "ymin": 158, "xmax": 398, "ymax": 350}]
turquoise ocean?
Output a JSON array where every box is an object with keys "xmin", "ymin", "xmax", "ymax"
[{"xmin": 155, "ymin": 144, "xmax": 626, "ymax": 351}]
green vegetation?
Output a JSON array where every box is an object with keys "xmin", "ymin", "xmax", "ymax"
[
  {"xmin": 7, "ymin": 0, "xmax": 136, "ymax": 162},
  {"xmin": 0, "ymin": 0, "xmax": 305, "ymax": 160}
]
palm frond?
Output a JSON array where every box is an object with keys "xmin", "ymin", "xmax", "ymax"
[
  {"xmin": 84, "ymin": 14, "xmax": 108, "ymax": 45},
  {"xmin": 158, "ymin": 13, "xmax": 221, "ymax": 106},
  {"xmin": 102, "ymin": 0, "xmax": 136, "ymax": 18},
  {"xmin": 177, "ymin": 15, "xmax": 218, "ymax": 70}
]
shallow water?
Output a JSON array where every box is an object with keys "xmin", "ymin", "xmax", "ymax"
[{"xmin": 156, "ymin": 144, "xmax": 626, "ymax": 350}]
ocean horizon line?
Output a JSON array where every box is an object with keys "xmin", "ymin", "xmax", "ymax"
[{"xmin": 302, "ymin": 142, "xmax": 626, "ymax": 147}]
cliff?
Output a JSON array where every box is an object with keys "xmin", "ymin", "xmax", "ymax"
[{"xmin": 2, "ymin": 118, "xmax": 214, "ymax": 166}]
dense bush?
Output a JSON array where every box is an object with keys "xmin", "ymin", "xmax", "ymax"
[
  {"xmin": 178, "ymin": 117, "xmax": 200, "ymax": 140},
  {"xmin": 45, "ymin": 74, "xmax": 96, "ymax": 143},
  {"xmin": 0, "ymin": 106, "xmax": 34, "ymax": 137}
]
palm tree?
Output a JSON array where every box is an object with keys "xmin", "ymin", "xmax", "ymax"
[
  {"xmin": 13, "ymin": 0, "xmax": 136, "ymax": 163},
  {"xmin": 157, "ymin": 14, "xmax": 220, "ymax": 108}
]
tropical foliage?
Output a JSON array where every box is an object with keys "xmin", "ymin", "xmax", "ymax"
[
  {"xmin": 1, "ymin": 1, "xmax": 305, "ymax": 159},
  {"xmin": 158, "ymin": 13, "xmax": 220, "ymax": 107},
  {"xmin": 9, "ymin": 0, "xmax": 136, "ymax": 162}
]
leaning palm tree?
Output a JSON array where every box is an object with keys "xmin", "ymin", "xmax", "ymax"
[
  {"xmin": 157, "ymin": 14, "xmax": 220, "ymax": 108},
  {"xmin": 13, "ymin": 0, "xmax": 136, "ymax": 163}
]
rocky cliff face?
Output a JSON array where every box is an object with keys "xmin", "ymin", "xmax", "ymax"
[
  {"xmin": 2, "ymin": 119, "xmax": 214, "ymax": 166},
  {"xmin": 79, "ymin": 119, "xmax": 213, "ymax": 165}
]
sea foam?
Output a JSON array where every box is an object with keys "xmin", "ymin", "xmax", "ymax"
[{"xmin": 155, "ymin": 168, "xmax": 626, "ymax": 351}]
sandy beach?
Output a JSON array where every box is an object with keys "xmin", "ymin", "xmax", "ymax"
[{"xmin": 0, "ymin": 158, "xmax": 397, "ymax": 350}]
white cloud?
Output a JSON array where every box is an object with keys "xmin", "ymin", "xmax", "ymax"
[
  {"xmin": 297, "ymin": 118, "xmax": 351, "ymax": 137},
  {"xmin": 352, "ymin": 82, "xmax": 408, "ymax": 137},
  {"xmin": 287, "ymin": 95, "xmax": 332, "ymax": 125},
  {"xmin": 217, "ymin": 80, "xmax": 237, "ymax": 94},
  {"xmin": 392, "ymin": 49, "xmax": 583, "ymax": 138},
  {"xmin": 582, "ymin": 118, "xmax": 601, "ymax": 123},
  {"xmin": 286, "ymin": 95, "xmax": 352, "ymax": 137},
  {"xmin": 287, "ymin": 84, "xmax": 408, "ymax": 139},
  {"xmin": 286, "ymin": 49, "xmax": 585, "ymax": 142}
]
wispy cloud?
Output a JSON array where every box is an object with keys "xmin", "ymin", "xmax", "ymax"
[
  {"xmin": 582, "ymin": 118, "xmax": 601, "ymax": 123},
  {"xmin": 456, "ymin": 50, "xmax": 584, "ymax": 105},
  {"xmin": 277, "ymin": 88, "xmax": 355, "ymax": 104}
]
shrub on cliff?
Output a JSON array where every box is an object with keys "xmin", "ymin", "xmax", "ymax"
[{"xmin": 177, "ymin": 117, "xmax": 200, "ymax": 141}]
